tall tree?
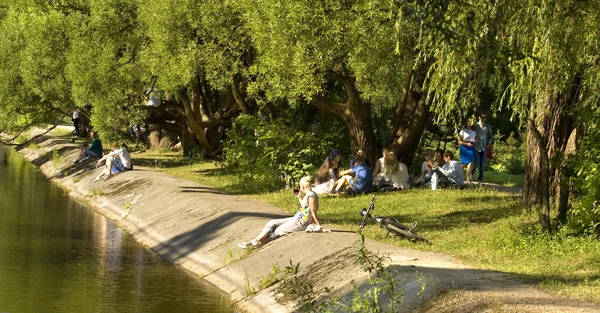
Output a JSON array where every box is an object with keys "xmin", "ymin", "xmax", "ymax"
[
  {"xmin": 240, "ymin": 0, "xmax": 418, "ymax": 165},
  {"xmin": 137, "ymin": 0, "xmax": 255, "ymax": 154},
  {"xmin": 0, "ymin": 3, "xmax": 75, "ymax": 132},
  {"xmin": 396, "ymin": 0, "xmax": 600, "ymax": 230}
]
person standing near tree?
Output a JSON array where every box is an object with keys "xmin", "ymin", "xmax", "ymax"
[
  {"xmin": 458, "ymin": 118, "xmax": 477, "ymax": 184},
  {"xmin": 473, "ymin": 112, "xmax": 493, "ymax": 183},
  {"xmin": 71, "ymin": 108, "xmax": 80, "ymax": 137}
]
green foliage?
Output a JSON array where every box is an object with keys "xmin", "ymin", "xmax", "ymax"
[
  {"xmin": 280, "ymin": 260, "xmax": 321, "ymax": 313},
  {"xmin": 565, "ymin": 200, "xmax": 600, "ymax": 236},
  {"xmin": 488, "ymin": 131, "xmax": 525, "ymax": 175},
  {"xmin": 356, "ymin": 232, "xmax": 387, "ymax": 274},
  {"xmin": 566, "ymin": 117, "xmax": 600, "ymax": 236},
  {"xmin": 51, "ymin": 150, "xmax": 61, "ymax": 164},
  {"xmin": 222, "ymin": 114, "xmax": 330, "ymax": 191},
  {"xmin": 185, "ymin": 144, "xmax": 206, "ymax": 158},
  {"xmin": 239, "ymin": 0, "xmax": 411, "ymax": 106},
  {"xmin": 280, "ymin": 236, "xmax": 404, "ymax": 313},
  {"xmin": 260, "ymin": 264, "xmax": 285, "ymax": 289}
]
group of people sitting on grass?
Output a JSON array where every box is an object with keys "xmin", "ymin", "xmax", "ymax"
[
  {"xmin": 310, "ymin": 142, "xmax": 493, "ymax": 195},
  {"xmin": 310, "ymin": 147, "xmax": 414, "ymax": 196},
  {"xmin": 73, "ymin": 129, "xmax": 133, "ymax": 182},
  {"xmin": 238, "ymin": 138, "xmax": 493, "ymax": 249}
]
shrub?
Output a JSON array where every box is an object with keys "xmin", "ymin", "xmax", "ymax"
[
  {"xmin": 488, "ymin": 131, "xmax": 525, "ymax": 175},
  {"xmin": 222, "ymin": 114, "xmax": 331, "ymax": 191},
  {"xmin": 564, "ymin": 125, "xmax": 600, "ymax": 236}
]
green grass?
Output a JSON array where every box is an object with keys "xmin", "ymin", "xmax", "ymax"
[
  {"xmin": 49, "ymin": 127, "xmax": 74, "ymax": 138},
  {"xmin": 483, "ymin": 170, "xmax": 524, "ymax": 187},
  {"xmin": 130, "ymin": 150, "xmax": 600, "ymax": 303}
]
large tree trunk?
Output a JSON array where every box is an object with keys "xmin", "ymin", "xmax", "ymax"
[
  {"xmin": 389, "ymin": 68, "xmax": 431, "ymax": 167},
  {"xmin": 523, "ymin": 78, "xmax": 581, "ymax": 230},
  {"xmin": 310, "ymin": 75, "xmax": 378, "ymax": 165},
  {"xmin": 526, "ymin": 114, "xmax": 551, "ymax": 231}
]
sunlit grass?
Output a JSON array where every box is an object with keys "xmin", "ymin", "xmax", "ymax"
[
  {"xmin": 484, "ymin": 170, "xmax": 524, "ymax": 187},
  {"xmin": 130, "ymin": 150, "xmax": 600, "ymax": 303}
]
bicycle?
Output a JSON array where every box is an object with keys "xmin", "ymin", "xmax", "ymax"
[{"xmin": 359, "ymin": 195, "xmax": 430, "ymax": 244}]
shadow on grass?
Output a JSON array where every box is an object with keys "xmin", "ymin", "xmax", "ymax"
[
  {"xmin": 457, "ymin": 194, "xmax": 520, "ymax": 204},
  {"xmin": 133, "ymin": 157, "xmax": 196, "ymax": 169},
  {"xmin": 151, "ymin": 211, "xmax": 288, "ymax": 261},
  {"xmin": 322, "ymin": 202, "xmax": 521, "ymax": 233},
  {"xmin": 514, "ymin": 272, "xmax": 600, "ymax": 287}
]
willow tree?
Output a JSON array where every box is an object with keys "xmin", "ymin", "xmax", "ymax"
[
  {"xmin": 239, "ymin": 0, "xmax": 420, "ymax": 165},
  {"xmin": 499, "ymin": 0, "xmax": 600, "ymax": 229},
  {"xmin": 398, "ymin": 0, "xmax": 600, "ymax": 230},
  {"xmin": 136, "ymin": 0, "xmax": 256, "ymax": 154},
  {"xmin": 0, "ymin": 3, "xmax": 75, "ymax": 134}
]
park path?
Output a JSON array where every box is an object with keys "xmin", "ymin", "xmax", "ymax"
[{"xmin": 11, "ymin": 131, "xmax": 598, "ymax": 313}]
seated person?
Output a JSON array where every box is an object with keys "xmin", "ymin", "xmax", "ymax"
[
  {"xmin": 420, "ymin": 150, "xmax": 432, "ymax": 179},
  {"xmin": 332, "ymin": 152, "xmax": 373, "ymax": 194},
  {"xmin": 372, "ymin": 147, "xmax": 390, "ymax": 182},
  {"xmin": 429, "ymin": 151, "xmax": 464, "ymax": 187},
  {"xmin": 93, "ymin": 144, "xmax": 133, "ymax": 182},
  {"xmin": 238, "ymin": 176, "xmax": 329, "ymax": 249},
  {"xmin": 312, "ymin": 149, "xmax": 342, "ymax": 195},
  {"xmin": 421, "ymin": 148, "xmax": 445, "ymax": 185},
  {"xmin": 377, "ymin": 152, "xmax": 410, "ymax": 190},
  {"xmin": 349, "ymin": 148, "xmax": 371, "ymax": 168},
  {"xmin": 74, "ymin": 130, "xmax": 102, "ymax": 163}
]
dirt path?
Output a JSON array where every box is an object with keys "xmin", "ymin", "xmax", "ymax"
[{"xmin": 12, "ymin": 133, "xmax": 599, "ymax": 313}]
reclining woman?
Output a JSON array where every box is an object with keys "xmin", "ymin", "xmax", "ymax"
[
  {"xmin": 238, "ymin": 176, "xmax": 329, "ymax": 249},
  {"xmin": 312, "ymin": 150, "xmax": 341, "ymax": 195}
]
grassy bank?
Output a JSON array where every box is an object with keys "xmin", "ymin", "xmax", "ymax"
[
  {"xmin": 133, "ymin": 149, "xmax": 599, "ymax": 303},
  {"xmin": 126, "ymin": 150, "xmax": 600, "ymax": 303}
]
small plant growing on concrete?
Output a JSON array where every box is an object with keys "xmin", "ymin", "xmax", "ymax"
[
  {"xmin": 279, "ymin": 233, "xmax": 407, "ymax": 313},
  {"xmin": 51, "ymin": 150, "xmax": 61, "ymax": 164},
  {"xmin": 260, "ymin": 264, "xmax": 285, "ymax": 289}
]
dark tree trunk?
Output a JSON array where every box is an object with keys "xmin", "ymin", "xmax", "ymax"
[
  {"xmin": 310, "ymin": 75, "xmax": 378, "ymax": 166},
  {"xmin": 389, "ymin": 68, "xmax": 431, "ymax": 168},
  {"xmin": 526, "ymin": 114, "xmax": 551, "ymax": 231},
  {"xmin": 180, "ymin": 127, "xmax": 195, "ymax": 156},
  {"xmin": 523, "ymin": 77, "xmax": 581, "ymax": 229}
]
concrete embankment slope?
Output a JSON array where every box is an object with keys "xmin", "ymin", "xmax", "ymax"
[{"xmin": 14, "ymin": 133, "xmax": 600, "ymax": 313}]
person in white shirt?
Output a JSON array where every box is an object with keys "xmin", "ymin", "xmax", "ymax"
[
  {"xmin": 373, "ymin": 147, "xmax": 390, "ymax": 182},
  {"xmin": 71, "ymin": 109, "xmax": 80, "ymax": 137},
  {"xmin": 430, "ymin": 151, "xmax": 464, "ymax": 187},
  {"xmin": 379, "ymin": 151, "xmax": 410, "ymax": 190},
  {"xmin": 93, "ymin": 144, "xmax": 133, "ymax": 182},
  {"xmin": 458, "ymin": 119, "xmax": 477, "ymax": 183}
]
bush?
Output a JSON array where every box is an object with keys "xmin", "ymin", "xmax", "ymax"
[
  {"xmin": 488, "ymin": 131, "xmax": 525, "ymax": 175},
  {"xmin": 222, "ymin": 114, "xmax": 331, "ymax": 192},
  {"xmin": 564, "ymin": 125, "xmax": 600, "ymax": 236}
]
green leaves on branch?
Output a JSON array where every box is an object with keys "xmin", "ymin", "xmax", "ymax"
[{"xmin": 222, "ymin": 114, "xmax": 330, "ymax": 192}]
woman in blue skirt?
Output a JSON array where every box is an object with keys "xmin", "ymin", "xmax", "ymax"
[{"xmin": 458, "ymin": 120, "xmax": 477, "ymax": 184}]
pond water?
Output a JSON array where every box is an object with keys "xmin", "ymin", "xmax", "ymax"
[{"xmin": 0, "ymin": 146, "xmax": 236, "ymax": 313}]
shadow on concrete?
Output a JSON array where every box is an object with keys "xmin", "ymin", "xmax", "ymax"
[
  {"xmin": 179, "ymin": 186, "xmax": 232, "ymax": 195},
  {"xmin": 151, "ymin": 211, "xmax": 288, "ymax": 261},
  {"xmin": 331, "ymin": 265, "xmax": 599, "ymax": 312}
]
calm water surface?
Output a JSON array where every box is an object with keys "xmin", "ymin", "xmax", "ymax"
[{"xmin": 0, "ymin": 146, "xmax": 236, "ymax": 313}]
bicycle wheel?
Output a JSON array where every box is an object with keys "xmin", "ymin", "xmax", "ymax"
[{"xmin": 384, "ymin": 219, "xmax": 430, "ymax": 244}]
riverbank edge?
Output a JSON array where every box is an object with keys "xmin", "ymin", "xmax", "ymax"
[
  {"xmin": 13, "ymin": 132, "xmax": 598, "ymax": 313},
  {"xmin": 16, "ymin": 133, "xmax": 443, "ymax": 312}
]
